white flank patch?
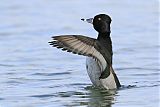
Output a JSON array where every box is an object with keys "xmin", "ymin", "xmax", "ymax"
[
  {"xmin": 86, "ymin": 57, "xmax": 117, "ymax": 89},
  {"xmin": 100, "ymin": 72, "xmax": 117, "ymax": 89}
]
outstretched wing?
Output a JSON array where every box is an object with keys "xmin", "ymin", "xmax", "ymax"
[{"xmin": 49, "ymin": 35, "xmax": 107, "ymax": 71}]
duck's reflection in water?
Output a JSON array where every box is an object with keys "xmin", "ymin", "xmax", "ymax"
[
  {"xmin": 57, "ymin": 86, "xmax": 117, "ymax": 107},
  {"xmin": 86, "ymin": 87, "xmax": 117, "ymax": 107}
]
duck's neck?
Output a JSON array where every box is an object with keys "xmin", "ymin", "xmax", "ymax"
[
  {"xmin": 97, "ymin": 32, "xmax": 111, "ymax": 39},
  {"xmin": 97, "ymin": 32, "xmax": 113, "ymax": 57}
]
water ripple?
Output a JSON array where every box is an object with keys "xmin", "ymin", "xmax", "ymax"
[
  {"xmin": 31, "ymin": 72, "xmax": 71, "ymax": 76},
  {"xmin": 115, "ymin": 67, "xmax": 160, "ymax": 71},
  {"xmin": 30, "ymin": 94, "xmax": 56, "ymax": 98}
]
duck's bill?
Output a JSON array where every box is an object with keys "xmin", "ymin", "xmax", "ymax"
[{"xmin": 81, "ymin": 18, "xmax": 93, "ymax": 24}]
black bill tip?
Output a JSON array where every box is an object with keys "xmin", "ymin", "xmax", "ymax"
[{"xmin": 81, "ymin": 18, "xmax": 85, "ymax": 21}]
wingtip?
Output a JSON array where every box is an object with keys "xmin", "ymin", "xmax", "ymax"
[
  {"xmin": 51, "ymin": 35, "xmax": 61, "ymax": 39},
  {"xmin": 48, "ymin": 41, "xmax": 52, "ymax": 44},
  {"xmin": 48, "ymin": 40, "xmax": 57, "ymax": 45},
  {"xmin": 51, "ymin": 36, "xmax": 55, "ymax": 38}
]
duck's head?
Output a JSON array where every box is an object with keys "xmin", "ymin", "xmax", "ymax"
[{"xmin": 81, "ymin": 14, "xmax": 112, "ymax": 33}]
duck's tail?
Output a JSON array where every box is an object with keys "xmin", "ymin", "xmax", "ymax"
[{"xmin": 110, "ymin": 66, "xmax": 121, "ymax": 88}]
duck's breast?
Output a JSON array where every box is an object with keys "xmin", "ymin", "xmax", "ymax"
[{"xmin": 86, "ymin": 57, "xmax": 102, "ymax": 87}]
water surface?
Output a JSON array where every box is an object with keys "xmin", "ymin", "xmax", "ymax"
[{"xmin": 0, "ymin": 0, "xmax": 159, "ymax": 107}]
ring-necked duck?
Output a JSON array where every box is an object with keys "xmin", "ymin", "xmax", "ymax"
[{"xmin": 49, "ymin": 14, "xmax": 121, "ymax": 89}]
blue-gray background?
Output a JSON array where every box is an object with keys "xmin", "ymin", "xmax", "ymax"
[{"xmin": 0, "ymin": 0, "xmax": 159, "ymax": 107}]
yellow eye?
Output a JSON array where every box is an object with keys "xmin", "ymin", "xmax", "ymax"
[{"xmin": 98, "ymin": 18, "xmax": 101, "ymax": 20}]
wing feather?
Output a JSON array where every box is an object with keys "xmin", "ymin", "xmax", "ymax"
[{"xmin": 49, "ymin": 35, "xmax": 107, "ymax": 71}]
